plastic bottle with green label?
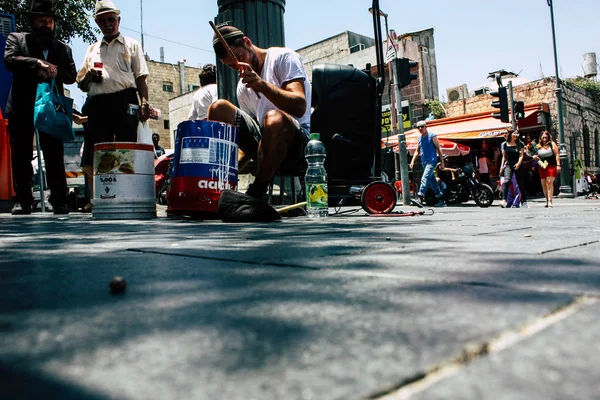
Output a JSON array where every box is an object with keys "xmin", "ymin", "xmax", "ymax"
[{"xmin": 304, "ymin": 133, "xmax": 328, "ymax": 217}]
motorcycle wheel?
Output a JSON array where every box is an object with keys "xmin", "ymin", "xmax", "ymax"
[{"xmin": 473, "ymin": 184, "xmax": 494, "ymax": 207}]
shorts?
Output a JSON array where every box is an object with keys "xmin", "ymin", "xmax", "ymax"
[
  {"xmin": 538, "ymin": 164, "xmax": 557, "ymax": 179},
  {"xmin": 234, "ymin": 108, "xmax": 309, "ymax": 175}
]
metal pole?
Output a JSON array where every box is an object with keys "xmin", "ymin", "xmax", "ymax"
[
  {"xmin": 392, "ymin": 60, "xmax": 411, "ymax": 205},
  {"xmin": 383, "ymin": 17, "xmax": 401, "ymax": 183},
  {"xmin": 34, "ymin": 129, "xmax": 46, "ymax": 213},
  {"xmin": 548, "ymin": 0, "xmax": 573, "ymax": 197},
  {"xmin": 508, "ymin": 81, "xmax": 516, "ymax": 130},
  {"xmin": 140, "ymin": 0, "xmax": 145, "ymax": 53}
]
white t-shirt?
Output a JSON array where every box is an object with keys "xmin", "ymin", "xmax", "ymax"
[
  {"xmin": 478, "ymin": 156, "xmax": 489, "ymax": 174},
  {"xmin": 237, "ymin": 47, "xmax": 311, "ymax": 136},
  {"xmin": 188, "ymin": 83, "xmax": 218, "ymax": 120}
]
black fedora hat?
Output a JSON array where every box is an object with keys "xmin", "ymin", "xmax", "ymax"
[{"xmin": 26, "ymin": 0, "xmax": 60, "ymax": 19}]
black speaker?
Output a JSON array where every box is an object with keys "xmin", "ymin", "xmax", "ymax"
[{"xmin": 310, "ymin": 64, "xmax": 379, "ymax": 182}]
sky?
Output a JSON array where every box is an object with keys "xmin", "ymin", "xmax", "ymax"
[{"xmin": 65, "ymin": 0, "xmax": 600, "ymax": 109}]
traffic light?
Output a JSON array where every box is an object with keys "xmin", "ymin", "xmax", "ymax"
[
  {"xmin": 491, "ymin": 87, "xmax": 509, "ymax": 123},
  {"xmin": 514, "ymin": 101, "xmax": 525, "ymax": 121},
  {"xmin": 396, "ymin": 57, "xmax": 418, "ymax": 88}
]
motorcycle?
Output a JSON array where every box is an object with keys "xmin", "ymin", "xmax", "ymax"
[
  {"xmin": 155, "ymin": 152, "xmax": 173, "ymax": 205},
  {"xmin": 425, "ymin": 163, "xmax": 494, "ymax": 207}
]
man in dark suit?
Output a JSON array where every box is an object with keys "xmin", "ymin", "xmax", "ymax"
[{"xmin": 3, "ymin": 0, "xmax": 77, "ymax": 215}]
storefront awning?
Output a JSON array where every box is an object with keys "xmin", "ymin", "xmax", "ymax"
[{"xmin": 385, "ymin": 103, "xmax": 549, "ymax": 143}]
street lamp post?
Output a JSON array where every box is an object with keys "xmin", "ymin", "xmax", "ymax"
[
  {"xmin": 547, "ymin": 0, "xmax": 573, "ymax": 197},
  {"xmin": 368, "ymin": 6, "xmax": 411, "ymax": 205}
]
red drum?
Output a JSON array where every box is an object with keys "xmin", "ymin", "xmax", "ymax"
[{"xmin": 167, "ymin": 120, "xmax": 239, "ymax": 217}]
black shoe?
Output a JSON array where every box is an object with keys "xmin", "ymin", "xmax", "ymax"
[
  {"xmin": 53, "ymin": 204, "xmax": 70, "ymax": 215},
  {"xmin": 246, "ymin": 182, "xmax": 268, "ymax": 202},
  {"xmin": 218, "ymin": 190, "xmax": 281, "ymax": 222},
  {"xmin": 11, "ymin": 203, "xmax": 32, "ymax": 215},
  {"xmin": 411, "ymin": 197, "xmax": 424, "ymax": 208}
]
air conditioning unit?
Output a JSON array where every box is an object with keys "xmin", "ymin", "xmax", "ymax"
[{"xmin": 446, "ymin": 84, "xmax": 469, "ymax": 102}]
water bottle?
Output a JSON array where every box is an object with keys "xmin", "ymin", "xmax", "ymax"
[{"xmin": 305, "ymin": 133, "xmax": 329, "ymax": 218}]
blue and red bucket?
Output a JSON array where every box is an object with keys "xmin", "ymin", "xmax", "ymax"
[{"xmin": 167, "ymin": 120, "xmax": 239, "ymax": 217}]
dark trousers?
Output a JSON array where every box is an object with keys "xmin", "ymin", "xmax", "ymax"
[
  {"xmin": 82, "ymin": 88, "xmax": 139, "ymax": 166},
  {"xmin": 502, "ymin": 165, "xmax": 527, "ymax": 203},
  {"xmin": 479, "ymin": 173, "xmax": 490, "ymax": 186},
  {"xmin": 8, "ymin": 113, "xmax": 68, "ymax": 207}
]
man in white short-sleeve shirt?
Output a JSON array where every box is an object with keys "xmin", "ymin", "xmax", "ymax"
[
  {"xmin": 76, "ymin": 0, "xmax": 151, "ymax": 205},
  {"xmin": 208, "ymin": 25, "xmax": 312, "ymax": 201},
  {"xmin": 188, "ymin": 63, "xmax": 218, "ymax": 120}
]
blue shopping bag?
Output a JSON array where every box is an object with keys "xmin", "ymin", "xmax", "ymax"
[{"xmin": 33, "ymin": 79, "xmax": 74, "ymax": 141}]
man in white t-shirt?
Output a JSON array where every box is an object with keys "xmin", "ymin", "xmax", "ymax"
[
  {"xmin": 208, "ymin": 25, "xmax": 312, "ymax": 201},
  {"xmin": 188, "ymin": 63, "xmax": 218, "ymax": 120}
]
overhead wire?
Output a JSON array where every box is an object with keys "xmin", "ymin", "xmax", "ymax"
[{"xmin": 121, "ymin": 26, "xmax": 215, "ymax": 54}]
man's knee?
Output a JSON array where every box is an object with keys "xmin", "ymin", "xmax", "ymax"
[
  {"xmin": 262, "ymin": 110, "xmax": 292, "ymax": 141},
  {"xmin": 207, "ymin": 99, "xmax": 236, "ymax": 123}
]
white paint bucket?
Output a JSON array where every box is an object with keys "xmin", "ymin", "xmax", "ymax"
[{"xmin": 92, "ymin": 142, "xmax": 156, "ymax": 219}]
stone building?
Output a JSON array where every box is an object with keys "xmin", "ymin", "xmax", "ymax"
[
  {"xmin": 296, "ymin": 31, "xmax": 376, "ymax": 81},
  {"xmin": 443, "ymin": 77, "xmax": 600, "ymax": 176},
  {"xmin": 146, "ymin": 60, "xmax": 202, "ymax": 149},
  {"xmin": 296, "ymin": 28, "xmax": 439, "ymax": 128},
  {"xmin": 168, "ymin": 91, "xmax": 196, "ymax": 145}
]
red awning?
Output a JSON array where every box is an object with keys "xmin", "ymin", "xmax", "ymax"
[
  {"xmin": 383, "ymin": 103, "xmax": 549, "ymax": 144},
  {"xmin": 405, "ymin": 139, "xmax": 470, "ymax": 156}
]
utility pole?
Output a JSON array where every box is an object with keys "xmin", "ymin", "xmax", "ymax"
[
  {"xmin": 392, "ymin": 62, "xmax": 411, "ymax": 205},
  {"xmin": 548, "ymin": 0, "xmax": 573, "ymax": 197}
]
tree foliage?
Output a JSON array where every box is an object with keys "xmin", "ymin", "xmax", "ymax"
[
  {"xmin": 424, "ymin": 100, "xmax": 447, "ymax": 120},
  {"xmin": 0, "ymin": 0, "xmax": 98, "ymax": 44},
  {"xmin": 565, "ymin": 76, "xmax": 600, "ymax": 104}
]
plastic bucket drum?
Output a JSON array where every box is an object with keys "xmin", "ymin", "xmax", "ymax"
[
  {"xmin": 167, "ymin": 120, "xmax": 239, "ymax": 217},
  {"xmin": 92, "ymin": 142, "xmax": 156, "ymax": 219}
]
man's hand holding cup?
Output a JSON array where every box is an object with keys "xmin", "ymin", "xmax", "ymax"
[{"xmin": 87, "ymin": 62, "xmax": 104, "ymax": 83}]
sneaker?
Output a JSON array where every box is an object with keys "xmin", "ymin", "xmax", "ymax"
[
  {"xmin": 11, "ymin": 203, "xmax": 32, "ymax": 215},
  {"xmin": 434, "ymin": 199, "xmax": 446, "ymax": 208},
  {"xmin": 411, "ymin": 197, "xmax": 424, "ymax": 208},
  {"xmin": 521, "ymin": 201, "xmax": 528, "ymax": 208},
  {"xmin": 499, "ymin": 200, "xmax": 507, "ymax": 208}
]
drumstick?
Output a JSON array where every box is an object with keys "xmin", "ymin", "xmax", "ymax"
[
  {"xmin": 209, "ymin": 21, "xmax": 261, "ymax": 99},
  {"xmin": 276, "ymin": 202, "xmax": 307, "ymax": 214}
]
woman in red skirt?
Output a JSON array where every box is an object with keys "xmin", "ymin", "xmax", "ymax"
[{"xmin": 534, "ymin": 131, "xmax": 562, "ymax": 207}]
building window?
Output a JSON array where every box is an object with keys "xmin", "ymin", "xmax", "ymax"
[
  {"xmin": 595, "ymin": 129, "xmax": 600, "ymax": 167},
  {"xmin": 162, "ymin": 81, "xmax": 173, "ymax": 92},
  {"xmin": 583, "ymin": 124, "xmax": 591, "ymax": 167},
  {"xmin": 164, "ymin": 120, "xmax": 170, "ymax": 130}
]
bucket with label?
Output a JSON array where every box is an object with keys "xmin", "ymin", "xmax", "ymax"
[
  {"xmin": 92, "ymin": 142, "xmax": 156, "ymax": 219},
  {"xmin": 167, "ymin": 120, "xmax": 239, "ymax": 218}
]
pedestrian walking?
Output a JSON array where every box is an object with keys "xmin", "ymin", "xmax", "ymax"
[
  {"xmin": 499, "ymin": 129, "xmax": 528, "ymax": 208},
  {"xmin": 409, "ymin": 120, "xmax": 446, "ymax": 207},
  {"xmin": 533, "ymin": 130, "xmax": 561, "ymax": 208}
]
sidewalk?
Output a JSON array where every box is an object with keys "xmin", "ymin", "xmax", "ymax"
[{"xmin": 1, "ymin": 197, "xmax": 599, "ymax": 399}]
